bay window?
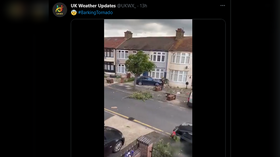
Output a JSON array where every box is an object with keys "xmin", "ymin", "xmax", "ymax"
[
  {"xmin": 104, "ymin": 49, "xmax": 114, "ymax": 58},
  {"xmin": 169, "ymin": 70, "xmax": 188, "ymax": 82},
  {"xmin": 150, "ymin": 52, "xmax": 166, "ymax": 62},
  {"xmin": 117, "ymin": 50, "xmax": 129, "ymax": 59},
  {"xmin": 117, "ymin": 64, "xmax": 126, "ymax": 74},
  {"xmin": 104, "ymin": 62, "xmax": 114, "ymax": 72},
  {"xmin": 171, "ymin": 52, "xmax": 191, "ymax": 64},
  {"xmin": 150, "ymin": 68, "xmax": 165, "ymax": 79}
]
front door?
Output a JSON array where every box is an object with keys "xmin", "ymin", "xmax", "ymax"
[{"xmin": 143, "ymin": 71, "xmax": 148, "ymax": 76}]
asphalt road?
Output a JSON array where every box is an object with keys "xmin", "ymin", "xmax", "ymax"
[
  {"xmin": 104, "ymin": 112, "xmax": 113, "ymax": 120},
  {"xmin": 104, "ymin": 87, "xmax": 192, "ymax": 133}
]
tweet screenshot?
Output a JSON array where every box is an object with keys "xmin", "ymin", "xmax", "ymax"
[{"xmin": 49, "ymin": 1, "xmax": 230, "ymax": 157}]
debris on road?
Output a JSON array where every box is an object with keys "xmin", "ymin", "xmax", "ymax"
[{"xmin": 111, "ymin": 106, "xmax": 117, "ymax": 109}]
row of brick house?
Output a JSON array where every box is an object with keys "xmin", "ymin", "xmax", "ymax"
[{"xmin": 104, "ymin": 28, "xmax": 192, "ymax": 88}]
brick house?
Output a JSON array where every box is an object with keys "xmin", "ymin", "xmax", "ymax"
[
  {"xmin": 104, "ymin": 33, "xmax": 130, "ymax": 74},
  {"xmin": 116, "ymin": 34, "xmax": 175, "ymax": 79},
  {"xmin": 106, "ymin": 28, "xmax": 192, "ymax": 89}
]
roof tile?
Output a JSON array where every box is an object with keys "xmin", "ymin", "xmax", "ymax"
[
  {"xmin": 169, "ymin": 36, "xmax": 192, "ymax": 52},
  {"xmin": 104, "ymin": 37, "xmax": 126, "ymax": 48}
]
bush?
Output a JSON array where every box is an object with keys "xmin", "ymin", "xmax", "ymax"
[
  {"xmin": 125, "ymin": 77, "xmax": 135, "ymax": 82},
  {"xmin": 152, "ymin": 139, "xmax": 176, "ymax": 157},
  {"xmin": 129, "ymin": 91, "xmax": 152, "ymax": 101}
]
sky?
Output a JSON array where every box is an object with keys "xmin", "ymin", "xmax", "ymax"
[{"xmin": 104, "ymin": 19, "xmax": 192, "ymax": 37}]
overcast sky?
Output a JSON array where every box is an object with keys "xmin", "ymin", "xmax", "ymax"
[{"xmin": 104, "ymin": 19, "xmax": 192, "ymax": 37}]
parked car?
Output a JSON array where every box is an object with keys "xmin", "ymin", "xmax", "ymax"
[
  {"xmin": 104, "ymin": 126, "xmax": 125, "ymax": 156},
  {"xmin": 171, "ymin": 122, "xmax": 192, "ymax": 144},
  {"xmin": 136, "ymin": 76, "xmax": 162, "ymax": 86},
  {"xmin": 187, "ymin": 91, "xmax": 192, "ymax": 108}
]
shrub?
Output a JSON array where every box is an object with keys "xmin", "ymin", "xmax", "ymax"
[
  {"xmin": 129, "ymin": 91, "xmax": 152, "ymax": 101},
  {"xmin": 152, "ymin": 139, "xmax": 176, "ymax": 157}
]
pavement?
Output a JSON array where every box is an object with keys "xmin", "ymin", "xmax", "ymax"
[
  {"xmin": 105, "ymin": 80, "xmax": 191, "ymax": 108},
  {"xmin": 104, "ymin": 115, "xmax": 154, "ymax": 150},
  {"xmin": 104, "ymin": 87, "xmax": 192, "ymax": 135}
]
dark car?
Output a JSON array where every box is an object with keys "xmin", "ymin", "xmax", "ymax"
[
  {"xmin": 104, "ymin": 126, "xmax": 125, "ymax": 156},
  {"xmin": 187, "ymin": 91, "xmax": 192, "ymax": 108},
  {"xmin": 136, "ymin": 76, "xmax": 162, "ymax": 86},
  {"xmin": 171, "ymin": 122, "xmax": 192, "ymax": 144}
]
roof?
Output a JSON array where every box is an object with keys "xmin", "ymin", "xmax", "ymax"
[
  {"xmin": 117, "ymin": 37, "xmax": 176, "ymax": 51},
  {"xmin": 104, "ymin": 37, "xmax": 126, "ymax": 48},
  {"xmin": 169, "ymin": 36, "xmax": 192, "ymax": 52}
]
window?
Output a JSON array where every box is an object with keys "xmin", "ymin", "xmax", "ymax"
[
  {"xmin": 117, "ymin": 64, "xmax": 126, "ymax": 73},
  {"xmin": 172, "ymin": 53, "xmax": 176, "ymax": 63},
  {"xmin": 118, "ymin": 50, "xmax": 129, "ymax": 59},
  {"xmin": 171, "ymin": 53, "xmax": 191, "ymax": 64},
  {"xmin": 150, "ymin": 52, "xmax": 166, "ymax": 62},
  {"xmin": 186, "ymin": 53, "xmax": 190, "ymax": 64},
  {"xmin": 111, "ymin": 49, "xmax": 114, "ymax": 57},
  {"xmin": 133, "ymin": 51, "xmax": 137, "ymax": 54},
  {"xmin": 104, "ymin": 62, "xmax": 114, "ymax": 71},
  {"xmin": 153, "ymin": 52, "xmax": 156, "ymax": 61},
  {"xmin": 150, "ymin": 68, "xmax": 165, "ymax": 79},
  {"xmin": 169, "ymin": 70, "xmax": 188, "ymax": 82},
  {"xmin": 104, "ymin": 49, "xmax": 114, "ymax": 58},
  {"xmin": 181, "ymin": 53, "xmax": 186, "ymax": 64},
  {"xmin": 125, "ymin": 51, "xmax": 128, "ymax": 58},
  {"xmin": 176, "ymin": 54, "xmax": 180, "ymax": 63},
  {"xmin": 173, "ymin": 71, "xmax": 178, "ymax": 81}
]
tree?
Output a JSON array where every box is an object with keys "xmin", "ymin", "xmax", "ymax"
[{"xmin": 125, "ymin": 51, "xmax": 156, "ymax": 90}]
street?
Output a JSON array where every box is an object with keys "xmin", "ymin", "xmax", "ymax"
[{"xmin": 104, "ymin": 86, "xmax": 192, "ymax": 134}]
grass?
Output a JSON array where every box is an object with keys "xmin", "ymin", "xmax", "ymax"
[{"xmin": 129, "ymin": 91, "xmax": 152, "ymax": 101}]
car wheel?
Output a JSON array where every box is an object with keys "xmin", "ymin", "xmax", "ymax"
[
  {"xmin": 113, "ymin": 141, "xmax": 123, "ymax": 153},
  {"xmin": 138, "ymin": 82, "xmax": 142, "ymax": 85},
  {"xmin": 155, "ymin": 83, "xmax": 159, "ymax": 86}
]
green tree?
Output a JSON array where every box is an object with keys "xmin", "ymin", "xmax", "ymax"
[{"xmin": 125, "ymin": 51, "xmax": 156, "ymax": 90}]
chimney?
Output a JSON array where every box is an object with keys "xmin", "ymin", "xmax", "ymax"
[
  {"xmin": 176, "ymin": 28, "xmax": 185, "ymax": 40},
  {"xmin": 124, "ymin": 31, "xmax": 133, "ymax": 39}
]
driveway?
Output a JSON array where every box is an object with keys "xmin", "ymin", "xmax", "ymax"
[{"xmin": 104, "ymin": 114, "xmax": 154, "ymax": 149}]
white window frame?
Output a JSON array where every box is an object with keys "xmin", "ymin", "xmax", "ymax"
[
  {"xmin": 150, "ymin": 68, "xmax": 165, "ymax": 79},
  {"xmin": 118, "ymin": 50, "xmax": 129, "ymax": 59},
  {"xmin": 117, "ymin": 64, "xmax": 126, "ymax": 74},
  {"xmin": 171, "ymin": 52, "xmax": 190, "ymax": 64},
  {"xmin": 169, "ymin": 70, "xmax": 188, "ymax": 83},
  {"xmin": 150, "ymin": 52, "xmax": 166, "ymax": 62}
]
